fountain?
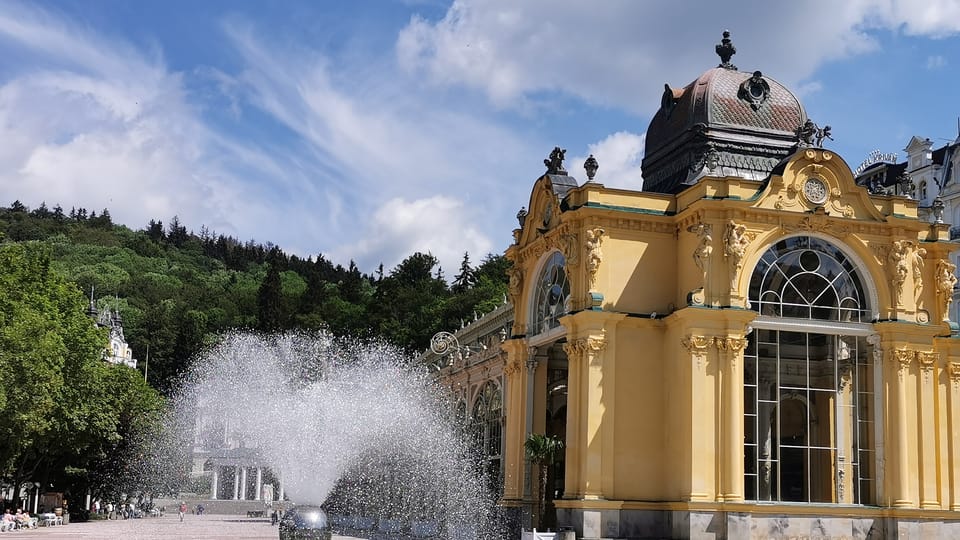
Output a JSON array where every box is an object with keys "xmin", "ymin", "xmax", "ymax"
[{"xmin": 170, "ymin": 331, "xmax": 504, "ymax": 538}]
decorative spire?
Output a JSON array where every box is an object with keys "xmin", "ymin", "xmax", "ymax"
[
  {"xmin": 715, "ymin": 30, "xmax": 737, "ymax": 70},
  {"xmin": 86, "ymin": 286, "xmax": 98, "ymax": 318}
]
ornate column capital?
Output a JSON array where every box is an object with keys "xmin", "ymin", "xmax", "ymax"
[
  {"xmin": 891, "ymin": 349, "xmax": 914, "ymax": 380},
  {"xmin": 565, "ymin": 335, "xmax": 607, "ymax": 366},
  {"xmin": 682, "ymin": 335, "xmax": 712, "ymax": 370},
  {"xmin": 948, "ymin": 361, "xmax": 960, "ymax": 388},
  {"xmin": 917, "ymin": 351, "xmax": 938, "ymax": 382},
  {"xmin": 715, "ymin": 336, "xmax": 748, "ymax": 353}
]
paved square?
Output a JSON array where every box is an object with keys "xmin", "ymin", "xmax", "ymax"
[{"xmin": 12, "ymin": 515, "xmax": 364, "ymax": 540}]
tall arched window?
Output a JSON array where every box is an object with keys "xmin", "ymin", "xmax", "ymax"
[
  {"xmin": 920, "ymin": 180, "xmax": 928, "ymax": 200},
  {"xmin": 744, "ymin": 236, "xmax": 876, "ymax": 505},
  {"xmin": 530, "ymin": 252, "xmax": 570, "ymax": 335},
  {"xmin": 471, "ymin": 382, "xmax": 503, "ymax": 493}
]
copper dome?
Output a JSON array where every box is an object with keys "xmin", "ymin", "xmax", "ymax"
[{"xmin": 641, "ymin": 32, "xmax": 807, "ymax": 193}]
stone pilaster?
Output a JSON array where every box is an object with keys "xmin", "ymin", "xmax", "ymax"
[
  {"xmin": 501, "ymin": 340, "xmax": 529, "ymax": 501},
  {"xmin": 716, "ymin": 336, "xmax": 747, "ymax": 503},
  {"xmin": 917, "ymin": 351, "xmax": 940, "ymax": 509}
]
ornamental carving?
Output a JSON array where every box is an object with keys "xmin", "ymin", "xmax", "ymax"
[
  {"xmin": 715, "ymin": 337, "xmax": 747, "ymax": 353},
  {"xmin": 687, "ymin": 222, "xmax": 713, "ymax": 274},
  {"xmin": 892, "ymin": 349, "xmax": 914, "ymax": 380},
  {"xmin": 866, "ymin": 334, "xmax": 883, "ymax": 365},
  {"xmin": 507, "ymin": 266, "xmax": 523, "ymax": 307},
  {"xmin": 566, "ymin": 336, "xmax": 607, "ymax": 366},
  {"xmin": 504, "ymin": 358, "xmax": 522, "ymax": 376},
  {"xmin": 682, "ymin": 335, "xmax": 712, "ymax": 370},
  {"xmin": 781, "ymin": 215, "xmax": 850, "ymax": 237},
  {"xmin": 585, "ymin": 227, "xmax": 605, "ymax": 290},
  {"xmin": 911, "ymin": 245, "xmax": 927, "ymax": 303},
  {"xmin": 937, "ymin": 259, "xmax": 958, "ymax": 321},
  {"xmin": 561, "ymin": 233, "xmax": 579, "ymax": 266},
  {"xmin": 948, "ymin": 362, "xmax": 960, "ymax": 388},
  {"xmin": 723, "ymin": 220, "xmax": 753, "ymax": 290},
  {"xmin": 888, "ymin": 241, "xmax": 911, "ymax": 306},
  {"xmin": 738, "ymin": 71, "xmax": 770, "ymax": 111},
  {"xmin": 917, "ymin": 352, "xmax": 938, "ymax": 382}
]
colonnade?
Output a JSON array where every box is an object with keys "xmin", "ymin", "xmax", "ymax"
[{"xmin": 209, "ymin": 465, "xmax": 283, "ymax": 501}]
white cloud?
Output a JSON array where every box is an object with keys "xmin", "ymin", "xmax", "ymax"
[
  {"xmin": 397, "ymin": 0, "xmax": 960, "ymax": 115},
  {"xmin": 338, "ymin": 196, "xmax": 493, "ymax": 276},
  {"xmin": 0, "ymin": 3, "xmax": 288, "ymax": 245},
  {"xmin": 220, "ymin": 21, "xmax": 540, "ymax": 272},
  {"xmin": 569, "ymin": 132, "xmax": 645, "ymax": 191}
]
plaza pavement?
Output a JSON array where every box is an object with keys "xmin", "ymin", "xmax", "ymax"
[{"xmin": 7, "ymin": 514, "xmax": 365, "ymax": 540}]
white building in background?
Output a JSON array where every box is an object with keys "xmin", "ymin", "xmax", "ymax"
[
  {"xmin": 86, "ymin": 293, "xmax": 137, "ymax": 369},
  {"xmin": 855, "ymin": 132, "xmax": 960, "ymax": 322}
]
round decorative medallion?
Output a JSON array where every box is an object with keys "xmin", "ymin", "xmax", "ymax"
[{"xmin": 803, "ymin": 177, "xmax": 828, "ymax": 205}]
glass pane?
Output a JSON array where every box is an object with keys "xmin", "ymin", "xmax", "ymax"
[
  {"xmin": 779, "ymin": 447, "xmax": 807, "ymax": 501},
  {"xmin": 808, "ymin": 448, "xmax": 833, "ymax": 503},
  {"xmin": 744, "ymin": 414, "xmax": 756, "ymax": 444}
]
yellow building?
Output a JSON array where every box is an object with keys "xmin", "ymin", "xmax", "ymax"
[{"xmin": 484, "ymin": 32, "xmax": 960, "ymax": 539}]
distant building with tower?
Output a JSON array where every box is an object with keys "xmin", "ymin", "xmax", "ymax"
[{"xmin": 86, "ymin": 292, "xmax": 137, "ymax": 369}]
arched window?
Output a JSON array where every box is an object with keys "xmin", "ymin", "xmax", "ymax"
[
  {"xmin": 471, "ymin": 382, "xmax": 503, "ymax": 492},
  {"xmin": 744, "ymin": 236, "xmax": 876, "ymax": 505},
  {"xmin": 530, "ymin": 252, "xmax": 570, "ymax": 335},
  {"xmin": 920, "ymin": 180, "xmax": 928, "ymax": 200}
]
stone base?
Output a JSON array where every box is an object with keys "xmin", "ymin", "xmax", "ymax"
[{"xmin": 554, "ymin": 506, "xmax": 960, "ymax": 539}]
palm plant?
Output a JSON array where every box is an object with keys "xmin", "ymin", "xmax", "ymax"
[{"xmin": 524, "ymin": 433, "xmax": 563, "ymax": 529}]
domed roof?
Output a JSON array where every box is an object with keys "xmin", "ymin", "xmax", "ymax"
[{"xmin": 641, "ymin": 31, "xmax": 807, "ymax": 194}]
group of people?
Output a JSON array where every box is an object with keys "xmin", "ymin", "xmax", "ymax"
[
  {"xmin": 0, "ymin": 509, "xmax": 37, "ymax": 532},
  {"xmin": 93, "ymin": 501, "xmax": 143, "ymax": 520}
]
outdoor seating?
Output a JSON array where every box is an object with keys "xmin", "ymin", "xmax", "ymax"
[{"xmin": 41, "ymin": 512, "xmax": 62, "ymax": 526}]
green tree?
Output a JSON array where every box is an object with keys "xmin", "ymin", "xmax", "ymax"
[
  {"xmin": 0, "ymin": 242, "xmax": 142, "ymax": 492},
  {"xmin": 257, "ymin": 264, "xmax": 283, "ymax": 331},
  {"xmin": 524, "ymin": 433, "xmax": 563, "ymax": 530}
]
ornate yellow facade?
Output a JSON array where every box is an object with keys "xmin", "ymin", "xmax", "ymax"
[{"xmin": 501, "ymin": 146, "xmax": 960, "ymax": 538}]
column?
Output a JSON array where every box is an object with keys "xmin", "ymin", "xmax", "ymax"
[
  {"xmin": 917, "ymin": 352, "xmax": 940, "ymax": 508},
  {"xmin": 562, "ymin": 341, "xmax": 583, "ymax": 499},
  {"xmin": 523, "ymin": 347, "xmax": 538, "ymax": 498},
  {"xmin": 581, "ymin": 335, "xmax": 607, "ymax": 499},
  {"xmin": 949, "ymin": 362, "xmax": 960, "ymax": 510},
  {"xmin": 211, "ymin": 466, "xmax": 219, "ymax": 500},
  {"xmin": 233, "ymin": 465, "xmax": 240, "ymax": 500},
  {"xmin": 278, "ymin": 470, "xmax": 285, "ymax": 501},
  {"xmin": 239, "ymin": 467, "xmax": 248, "ymax": 500},
  {"xmin": 255, "ymin": 468, "xmax": 263, "ymax": 501},
  {"xmin": 718, "ymin": 336, "xmax": 746, "ymax": 502},
  {"xmin": 892, "ymin": 349, "xmax": 913, "ymax": 507},
  {"xmin": 681, "ymin": 335, "xmax": 715, "ymax": 501},
  {"xmin": 501, "ymin": 340, "xmax": 528, "ymax": 500}
]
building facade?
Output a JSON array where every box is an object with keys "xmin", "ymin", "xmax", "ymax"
[{"xmin": 439, "ymin": 32, "xmax": 960, "ymax": 539}]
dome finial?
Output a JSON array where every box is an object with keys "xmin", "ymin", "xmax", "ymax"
[{"xmin": 715, "ymin": 30, "xmax": 737, "ymax": 70}]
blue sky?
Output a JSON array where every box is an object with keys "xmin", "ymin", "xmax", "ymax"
[{"xmin": 2, "ymin": 1, "xmax": 960, "ymax": 275}]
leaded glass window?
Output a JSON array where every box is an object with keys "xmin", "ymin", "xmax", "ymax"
[
  {"xmin": 471, "ymin": 382, "xmax": 503, "ymax": 493},
  {"xmin": 530, "ymin": 252, "xmax": 569, "ymax": 335},
  {"xmin": 744, "ymin": 236, "xmax": 875, "ymax": 505}
]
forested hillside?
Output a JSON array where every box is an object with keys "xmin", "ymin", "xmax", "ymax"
[{"xmin": 0, "ymin": 201, "xmax": 510, "ymax": 393}]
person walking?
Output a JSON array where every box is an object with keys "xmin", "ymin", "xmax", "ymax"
[{"xmin": 178, "ymin": 502, "xmax": 187, "ymax": 522}]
